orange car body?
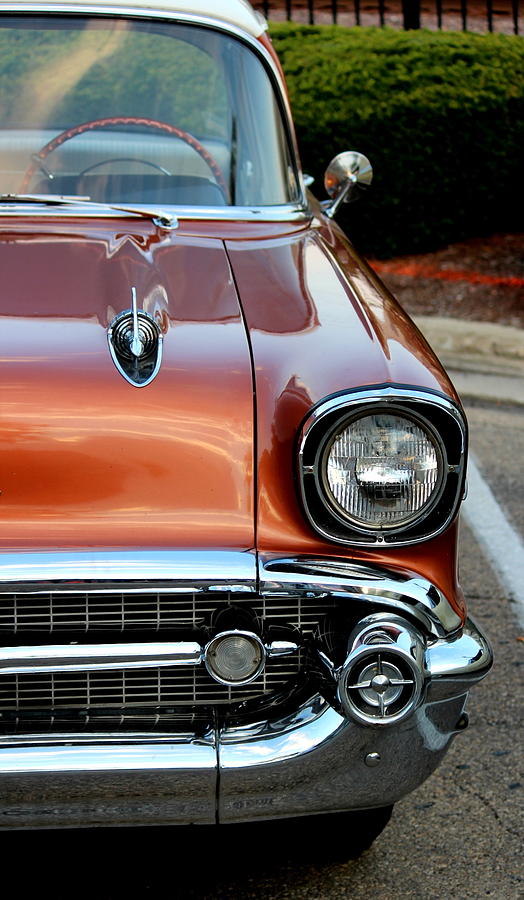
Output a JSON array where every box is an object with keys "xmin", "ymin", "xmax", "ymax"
[
  {"xmin": 0, "ymin": 1, "xmax": 490, "ymax": 836},
  {"xmin": 1, "ymin": 214, "xmax": 460, "ymax": 596}
]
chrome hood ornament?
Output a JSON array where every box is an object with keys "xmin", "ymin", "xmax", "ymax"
[{"xmin": 108, "ymin": 287, "xmax": 163, "ymax": 387}]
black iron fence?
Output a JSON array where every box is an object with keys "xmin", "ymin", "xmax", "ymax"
[{"xmin": 255, "ymin": 0, "xmax": 521, "ymax": 33}]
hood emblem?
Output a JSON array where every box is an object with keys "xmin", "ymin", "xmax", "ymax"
[{"xmin": 107, "ymin": 287, "xmax": 163, "ymax": 387}]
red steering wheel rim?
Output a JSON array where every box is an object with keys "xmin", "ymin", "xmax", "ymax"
[{"xmin": 20, "ymin": 115, "xmax": 228, "ymax": 197}]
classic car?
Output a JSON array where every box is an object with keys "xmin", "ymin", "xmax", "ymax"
[{"xmin": 0, "ymin": 0, "xmax": 492, "ymax": 851}]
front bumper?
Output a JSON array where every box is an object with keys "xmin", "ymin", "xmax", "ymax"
[{"xmin": 0, "ymin": 551, "xmax": 492, "ymax": 829}]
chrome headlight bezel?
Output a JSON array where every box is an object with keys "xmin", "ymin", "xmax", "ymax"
[{"xmin": 297, "ymin": 386, "xmax": 467, "ymax": 547}]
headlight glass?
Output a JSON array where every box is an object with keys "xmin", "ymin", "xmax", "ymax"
[{"xmin": 323, "ymin": 412, "xmax": 442, "ymax": 528}]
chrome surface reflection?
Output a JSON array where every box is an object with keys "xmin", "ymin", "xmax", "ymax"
[
  {"xmin": 0, "ymin": 552, "xmax": 492, "ymax": 827},
  {"xmin": 0, "ymin": 549, "xmax": 257, "ymax": 584},
  {"xmin": 0, "ymin": 640, "xmax": 204, "ymax": 674},
  {"xmin": 260, "ymin": 555, "xmax": 463, "ymax": 638}
]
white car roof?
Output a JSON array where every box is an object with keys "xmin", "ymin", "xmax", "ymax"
[{"xmin": 1, "ymin": 1, "xmax": 268, "ymax": 37}]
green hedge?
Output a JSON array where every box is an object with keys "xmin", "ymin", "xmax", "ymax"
[{"xmin": 269, "ymin": 25, "xmax": 524, "ymax": 257}]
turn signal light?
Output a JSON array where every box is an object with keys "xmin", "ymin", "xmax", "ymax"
[{"xmin": 204, "ymin": 631, "xmax": 265, "ymax": 685}]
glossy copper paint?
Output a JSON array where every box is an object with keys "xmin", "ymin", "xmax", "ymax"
[
  {"xmin": 0, "ymin": 210, "xmax": 465, "ymax": 618},
  {"xmin": 0, "ymin": 218, "xmax": 254, "ymax": 549},
  {"xmin": 225, "ymin": 212, "xmax": 464, "ymax": 613}
]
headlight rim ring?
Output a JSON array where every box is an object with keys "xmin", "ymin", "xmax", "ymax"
[{"xmin": 296, "ymin": 385, "xmax": 468, "ymax": 548}]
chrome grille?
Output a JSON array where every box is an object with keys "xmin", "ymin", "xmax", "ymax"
[
  {"xmin": 0, "ymin": 589, "xmax": 332, "ymax": 634},
  {"xmin": 0, "ymin": 587, "xmax": 335, "ymax": 732},
  {"xmin": 0, "ymin": 655, "xmax": 299, "ymax": 713}
]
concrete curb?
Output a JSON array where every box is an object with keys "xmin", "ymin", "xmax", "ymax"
[
  {"xmin": 413, "ymin": 316, "xmax": 524, "ymax": 406},
  {"xmin": 414, "ymin": 316, "xmax": 524, "ymax": 371},
  {"xmin": 446, "ymin": 370, "xmax": 524, "ymax": 407}
]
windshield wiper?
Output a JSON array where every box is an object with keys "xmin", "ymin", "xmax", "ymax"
[{"xmin": 0, "ymin": 194, "xmax": 178, "ymax": 229}]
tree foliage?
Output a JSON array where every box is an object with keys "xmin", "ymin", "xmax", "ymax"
[{"xmin": 270, "ymin": 25, "xmax": 524, "ymax": 256}]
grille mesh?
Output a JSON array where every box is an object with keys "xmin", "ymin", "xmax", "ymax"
[
  {"xmin": 0, "ymin": 657, "xmax": 301, "ymax": 708},
  {"xmin": 0, "ymin": 588, "xmax": 334, "ymax": 733},
  {"xmin": 0, "ymin": 656, "xmax": 301, "ymax": 733},
  {"xmin": 0, "ymin": 589, "xmax": 330, "ymax": 634}
]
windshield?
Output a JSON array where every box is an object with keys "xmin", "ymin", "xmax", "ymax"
[{"xmin": 0, "ymin": 14, "xmax": 298, "ymax": 207}]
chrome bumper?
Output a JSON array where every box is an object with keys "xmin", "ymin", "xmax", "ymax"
[{"xmin": 0, "ymin": 551, "xmax": 492, "ymax": 829}]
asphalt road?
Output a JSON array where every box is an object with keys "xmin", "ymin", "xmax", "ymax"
[{"xmin": 4, "ymin": 391, "xmax": 523, "ymax": 900}]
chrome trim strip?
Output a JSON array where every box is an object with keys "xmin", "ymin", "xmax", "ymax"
[
  {"xmin": 297, "ymin": 386, "xmax": 467, "ymax": 548},
  {"xmin": 0, "ymin": 635, "xmax": 298, "ymax": 675},
  {"xmin": 300, "ymin": 388, "xmax": 466, "ymax": 444},
  {"xmin": 0, "ymin": 551, "xmax": 462, "ymax": 637},
  {"xmin": 0, "ymin": 732, "xmax": 203, "ymax": 745},
  {"xmin": 0, "ymin": 739, "xmax": 215, "ymax": 774},
  {"xmin": 0, "ymin": 549, "xmax": 257, "ymax": 586},
  {"xmin": 0, "ymin": 204, "xmax": 309, "ymax": 223},
  {"xmin": 0, "ymin": 194, "xmax": 179, "ymax": 227},
  {"xmin": 0, "ymin": 640, "xmax": 203, "ymax": 674},
  {"xmin": 0, "ymin": 551, "xmax": 462, "ymax": 638},
  {"xmin": 260, "ymin": 555, "xmax": 463, "ymax": 638},
  {"xmin": 266, "ymin": 640, "xmax": 300, "ymax": 656}
]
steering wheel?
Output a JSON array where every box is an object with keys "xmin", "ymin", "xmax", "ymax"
[
  {"xmin": 20, "ymin": 115, "xmax": 228, "ymax": 196},
  {"xmin": 78, "ymin": 157, "xmax": 173, "ymax": 178}
]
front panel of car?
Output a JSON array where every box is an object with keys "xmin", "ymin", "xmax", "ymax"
[{"xmin": 0, "ymin": 2, "xmax": 491, "ymax": 833}]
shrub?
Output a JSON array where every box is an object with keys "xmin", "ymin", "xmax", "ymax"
[{"xmin": 270, "ymin": 25, "xmax": 524, "ymax": 257}]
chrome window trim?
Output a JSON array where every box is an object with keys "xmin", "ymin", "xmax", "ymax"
[
  {"xmin": 0, "ymin": 4, "xmax": 308, "ymax": 213},
  {"xmin": 297, "ymin": 386, "xmax": 467, "ymax": 548},
  {"xmin": 0, "ymin": 2, "xmax": 267, "ymax": 38},
  {"xmin": 0, "ymin": 204, "xmax": 310, "ymax": 222}
]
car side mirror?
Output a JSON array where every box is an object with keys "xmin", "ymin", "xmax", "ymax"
[{"xmin": 321, "ymin": 151, "xmax": 373, "ymax": 219}]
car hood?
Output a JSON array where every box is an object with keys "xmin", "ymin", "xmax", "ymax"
[
  {"xmin": 0, "ymin": 214, "xmax": 458, "ymax": 576},
  {"xmin": 0, "ymin": 220, "xmax": 254, "ymax": 550},
  {"xmin": 226, "ymin": 222, "xmax": 460, "ymax": 583}
]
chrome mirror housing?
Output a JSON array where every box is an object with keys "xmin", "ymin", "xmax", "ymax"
[{"xmin": 322, "ymin": 151, "xmax": 373, "ymax": 219}]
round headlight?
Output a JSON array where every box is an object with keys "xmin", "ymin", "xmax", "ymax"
[
  {"xmin": 322, "ymin": 412, "xmax": 444, "ymax": 529},
  {"xmin": 205, "ymin": 631, "xmax": 265, "ymax": 685}
]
